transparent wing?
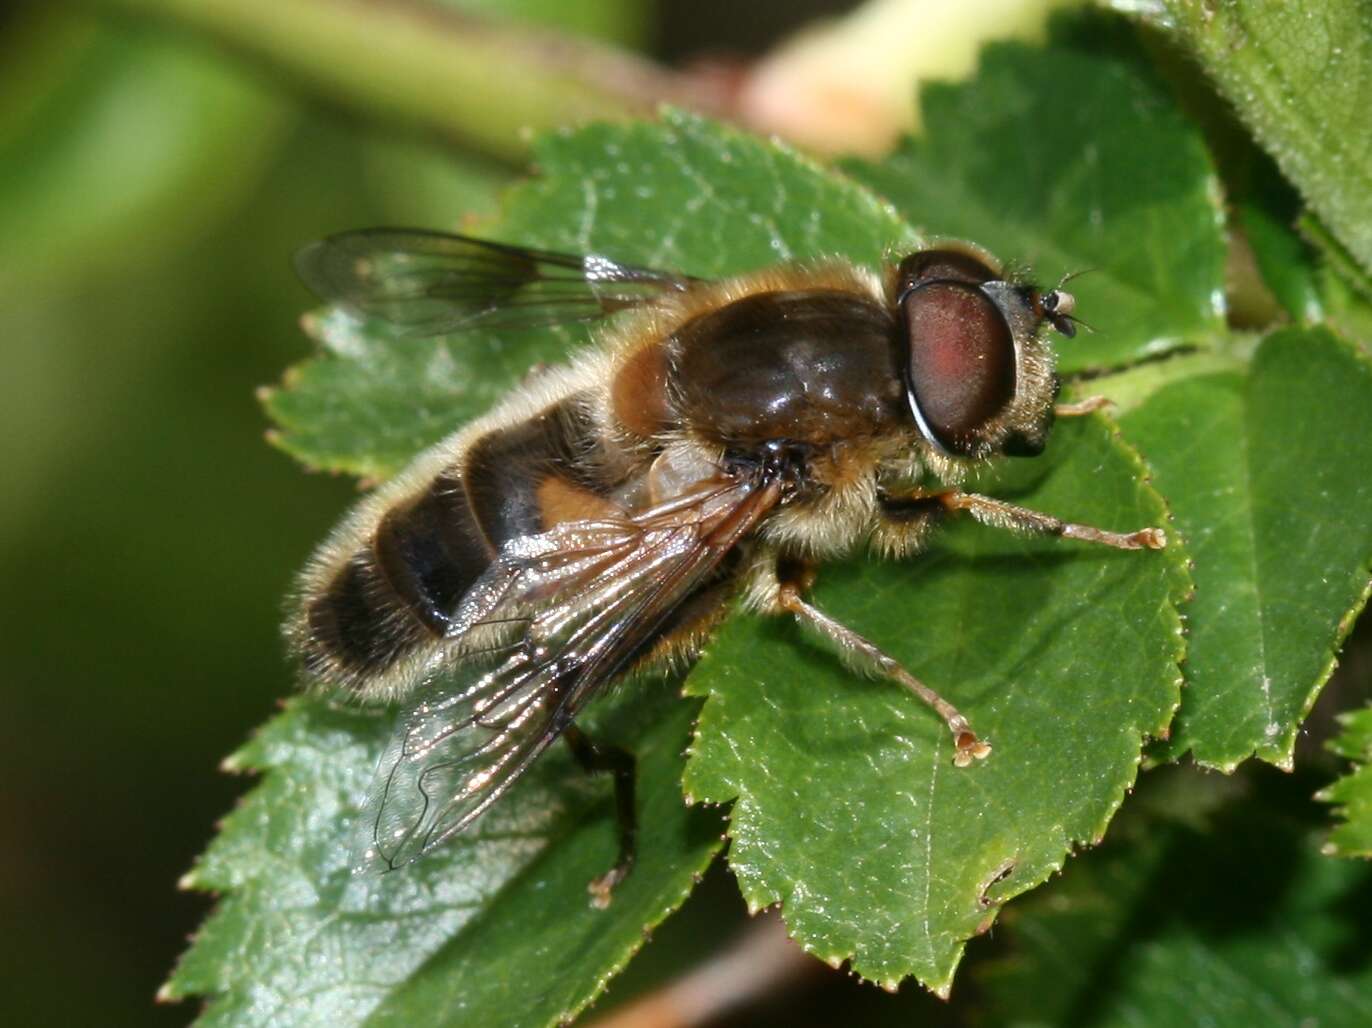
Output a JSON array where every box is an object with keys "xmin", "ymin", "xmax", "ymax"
[
  {"xmin": 355, "ymin": 472, "xmax": 785, "ymax": 873},
  {"xmin": 295, "ymin": 228, "xmax": 696, "ymax": 336}
]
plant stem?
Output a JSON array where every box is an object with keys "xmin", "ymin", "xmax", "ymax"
[{"xmin": 86, "ymin": 0, "xmax": 722, "ymax": 164}]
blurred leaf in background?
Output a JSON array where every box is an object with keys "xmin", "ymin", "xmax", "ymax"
[
  {"xmin": 0, "ymin": 4, "xmax": 522, "ymax": 1026},
  {"xmin": 979, "ymin": 765, "xmax": 1372, "ymax": 1027},
  {"xmin": 1319, "ymin": 704, "xmax": 1372, "ymax": 858}
]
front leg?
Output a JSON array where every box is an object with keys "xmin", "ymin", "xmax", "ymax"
[
  {"xmin": 772, "ymin": 559, "xmax": 991, "ymax": 767},
  {"xmin": 871, "ymin": 484, "xmax": 1164, "ymax": 560},
  {"xmin": 1054, "ymin": 394, "xmax": 1113, "ymax": 418},
  {"xmin": 936, "ymin": 491, "xmax": 1165, "ymax": 550},
  {"xmin": 878, "ymin": 483, "xmax": 1168, "ymax": 548}
]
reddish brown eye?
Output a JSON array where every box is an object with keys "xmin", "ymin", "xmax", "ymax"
[{"xmin": 902, "ymin": 281, "xmax": 1016, "ymax": 452}]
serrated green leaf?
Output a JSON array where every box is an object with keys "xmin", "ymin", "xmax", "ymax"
[
  {"xmin": 1156, "ymin": 0, "xmax": 1372, "ymax": 277},
  {"xmin": 164, "ymin": 687, "xmax": 723, "ymax": 1027},
  {"xmin": 1102, "ymin": 328, "xmax": 1372, "ymax": 769},
  {"xmin": 844, "ymin": 16, "xmax": 1226, "ymax": 373},
  {"xmin": 1318, "ymin": 704, "xmax": 1372, "ymax": 858},
  {"xmin": 264, "ymin": 110, "xmax": 915, "ymax": 478},
  {"xmin": 979, "ymin": 766, "xmax": 1372, "ymax": 1026},
  {"xmin": 682, "ymin": 414, "xmax": 1189, "ymax": 992}
]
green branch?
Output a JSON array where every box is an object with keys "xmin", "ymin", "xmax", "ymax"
[{"xmin": 87, "ymin": 0, "xmax": 719, "ymax": 163}]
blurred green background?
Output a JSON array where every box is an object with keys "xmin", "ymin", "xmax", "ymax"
[{"xmin": 0, "ymin": 3, "xmax": 847, "ymax": 1025}]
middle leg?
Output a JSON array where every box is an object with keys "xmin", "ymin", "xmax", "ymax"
[
  {"xmin": 772, "ymin": 559, "xmax": 991, "ymax": 767},
  {"xmin": 933, "ymin": 491, "xmax": 1165, "ymax": 550}
]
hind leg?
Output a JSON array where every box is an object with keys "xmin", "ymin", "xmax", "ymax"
[{"xmin": 564, "ymin": 724, "xmax": 637, "ymax": 908}]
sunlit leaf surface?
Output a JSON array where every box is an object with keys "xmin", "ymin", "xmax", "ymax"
[{"xmin": 165, "ymin": 688, "xmax": 723, "ymax": 1027}]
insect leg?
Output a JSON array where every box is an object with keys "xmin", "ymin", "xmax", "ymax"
[
  {"xmin": 1054, "ymin": 394, "xmax": 1112, "ymax": 417},
  {"xmin": 930, "ymin": 491, "xmax": 1166, "ymax": 550},
  {"xmin": 564, "ymin": 723, "xmax": 637, "ymax": 908},
  {"xmin": 774, "ymin": 561, "xmax": 991, "ymax": 767}
]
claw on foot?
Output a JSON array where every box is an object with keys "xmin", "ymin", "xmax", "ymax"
[
  {"xmin": 588, "ymin": 864, "xmax": 631, "ymax": 909},
  {"xmin": 1054, "ymin": 394, "xmax": 1114, "ymax": 417},
  {"xmin": 1137, "ymin": 527, "xmax": 1167, "ymax": 550},
  {"xmin": 953, "ymin": 731, "xmax": 992, "ymax": 767}
]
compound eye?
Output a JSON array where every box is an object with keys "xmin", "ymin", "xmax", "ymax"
[{"xmin": 902, "ymin": 281, "xmax": 1016, "ymax": 452}]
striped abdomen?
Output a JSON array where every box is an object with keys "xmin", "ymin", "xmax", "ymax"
[{"xmin": 298, "ymin": 393, "xmax": 629, "ymax": 690}]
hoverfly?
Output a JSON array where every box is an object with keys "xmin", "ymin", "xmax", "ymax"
[{"xmin": 289, "ymin": 228, "xmax": 1164, "ymax": 904}]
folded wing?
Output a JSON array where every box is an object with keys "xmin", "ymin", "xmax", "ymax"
[{"xmin": 356, "ymin": 471, "xmax": 783, "ymax": 873}]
